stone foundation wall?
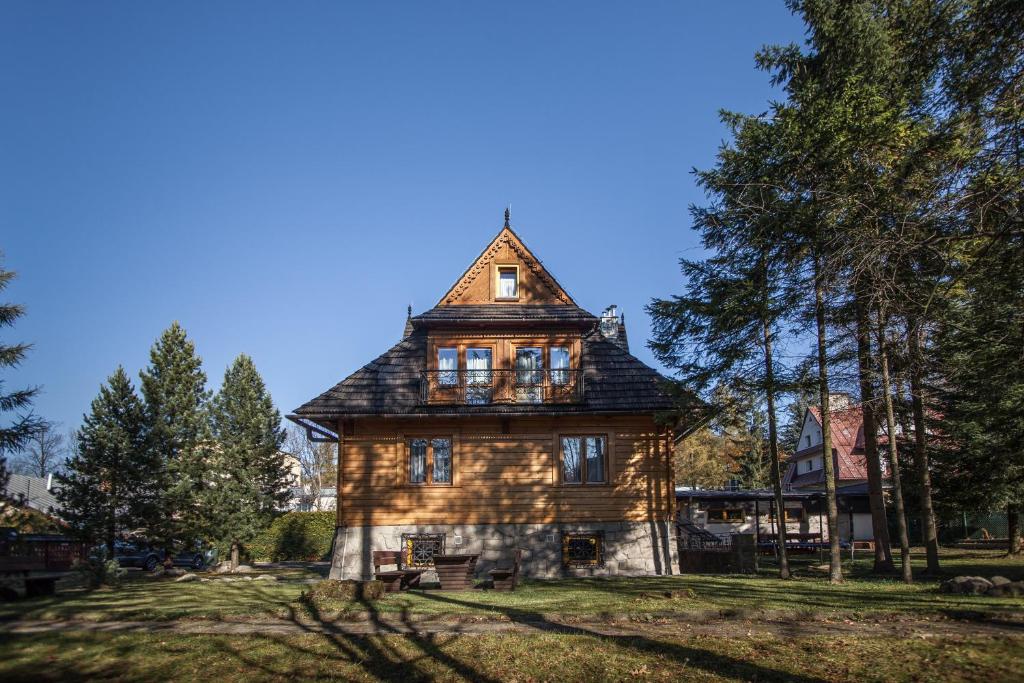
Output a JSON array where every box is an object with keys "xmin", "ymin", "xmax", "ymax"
[{"xmin": 328, "ymin": 520, "xmax": 679, "ymax": 581}]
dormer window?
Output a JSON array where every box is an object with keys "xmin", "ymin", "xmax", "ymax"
[{"xmin": 497, "ymin": 266, "xmax": 518, "ymax": 299}]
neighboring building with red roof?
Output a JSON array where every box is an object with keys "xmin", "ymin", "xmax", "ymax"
[{"xmin": 782, "ymin": 394, "xmax": 888, "ymax": 541}]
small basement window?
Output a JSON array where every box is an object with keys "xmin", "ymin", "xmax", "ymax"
[
  {"xmin": 497, "ymin": 266, "xmax": 518, "ymax": 299},
  {"xmin": 562, "ymin": 532, "xmax": 603, "ymax": 568},
  {"xmin": 402, "ymin": 533, "xmax": 445, "ymax": 568}
]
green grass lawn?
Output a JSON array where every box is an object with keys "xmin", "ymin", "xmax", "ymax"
[
  {"xmin": 3, "ymin": 549, "xmax": 1023, "ymax": 682},
  {"xmin": 0, "ymin": 567, "xmax": 321, "ymax": 622},
  {"xmin": 2, "ymin": 548, "xmax": 1022, "ymax": 624},
  {"xmin": 1, "ymin": 629, "xmax": 1021, "ymax": 682}
]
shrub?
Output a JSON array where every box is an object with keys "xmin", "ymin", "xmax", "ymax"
[
  {"xmin": 76, "ymin": 556, "xmax": 127, "ymax": 588},
  {"xmin": 246, "ymin": 511, "xmax": 335, "ymax": 562}
]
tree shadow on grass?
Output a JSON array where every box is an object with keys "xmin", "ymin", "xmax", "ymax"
[
  {"xmin": 205, "ymin": 588, "xmax": 503, "ymax": 682},
  {"xmin": 406, "ymin": 589, "xmax": 829, "ymax": 683}
]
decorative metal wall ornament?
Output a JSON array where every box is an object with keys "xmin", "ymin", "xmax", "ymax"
[
  {"xmin": 561, "ymin": 532, "xmax": 604, "ymax": 568},
  {"xmin": 402, "ymin": 533, "xmax": 445, "ymax": 568}
]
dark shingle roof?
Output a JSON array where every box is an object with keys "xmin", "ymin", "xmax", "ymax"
[
  {"xmin": 292, "ymin": 329, "xmax": 673, "ymax": 420},
  {"xmin": 411, "ymin": 304, "xmax": 597, "ymax": 325}
]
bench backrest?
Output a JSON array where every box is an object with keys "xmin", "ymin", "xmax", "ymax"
[{"xmin": 373, "ymin": 550, "xmax": 402, "ymax": 571}]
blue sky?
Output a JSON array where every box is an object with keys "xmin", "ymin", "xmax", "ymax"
[{"xmin": 1, "ymin": 2, "xmax": 806, "ymax": 433}]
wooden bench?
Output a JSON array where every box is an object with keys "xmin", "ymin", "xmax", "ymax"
[
  {"xmin": 488, "ymin": 548, "xmax": 522, "ymax": 592},
  {"xmin": 372, "ymin": 551, "xmax": 424, "ymax": 592}
]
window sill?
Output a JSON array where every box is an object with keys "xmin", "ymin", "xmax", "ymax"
[{"xmin": 401, "ymin": 483, "xmax": 458, "ymax": 489}]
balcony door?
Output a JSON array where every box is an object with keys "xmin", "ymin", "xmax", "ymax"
[
  {"xmin": 465, "ymin": 347, "xmax": 492, "ymax": 404},
  {"xmin": 515, "ymin": 347, "xmax": 544, "ymax": 403}
]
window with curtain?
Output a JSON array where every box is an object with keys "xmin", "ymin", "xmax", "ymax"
[
  {"xmin": 515, "ymin": 347, "xmax": 544, "ymax": 403},
  {"xmin": 431, "ymin": 438, "xmax": 452, "ymax": 484},
  {"xmin": 465, "ymin": 348, "xmax": 492, "ymax": 404},
  {"xmin": 498, "ymin": 267, "xmax": 518, "ymax": 298},
  {"xmin": 408, "ymin": 437, "xmax": 452, "ymax": 485},
  {"xmin": 585, "ymin": 436, "xmax": 605, "ymax": 483},
  {"xmin": 437, "ymin": 348, "xmax": 458, "ymax": 386},
  {"xmin": 409, "ymin": 439, "xmax": 427, "ymax": 484},
  {"xmin": 550, "ymin": 347, "xmax": 569, "ymax": 385},
  {"xmin": 561, "ymin": 435, "xmax": 607, "ymax": 484}
]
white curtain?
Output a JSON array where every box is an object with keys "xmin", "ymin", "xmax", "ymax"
[
  {"xmin": 432, "ymin": 438, "xmax": 452, "ymax": 484},
  {"xmin": 499, "ymin": 271, "xmax": 517, "ymax": 298},
  {"xmin": 585, "ymin": 436, "xmax": 605, "ymax": 483},
  {"xmin": 550, "ymin": 347, "xmax": 569, "ymax": 385},
  {"xmin": 410, "ymin": 439, "xmax": 427, "ymax": 483},
  {"xmin": 438, "ymin": 349, "xmax": 457, "ymax": 386},
  {"xmin": 466, "ymin": 349, "xmax": 492, "ymax": 404}
]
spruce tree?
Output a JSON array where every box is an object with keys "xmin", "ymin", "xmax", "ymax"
[
  {"xmin": 0, "ymin": 255, "xmax": 43, "ymax": 488},
  {"xmin": 207, "ymin": 354, "xmax": 287, "ymax": 567},
  {"xmin": 58, "ymin": 368, "xmax": 155, "ymax": 555},
  {"xmin": 139, "ymin": 322, "xmax": 211, "ymax": 547}
]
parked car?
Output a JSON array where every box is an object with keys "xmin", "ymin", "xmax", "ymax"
[
  {"xmin": 172, "ymin": 543, "xmax": 216, "ymax": 570},
  {"xmin": 113, "ymin": 540, "xmax": 164, "ymax": 571}
]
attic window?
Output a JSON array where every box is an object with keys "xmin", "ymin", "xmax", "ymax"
[{"xmin": 497, "ymin": 266, "xmax": 518, "ymax": 299}]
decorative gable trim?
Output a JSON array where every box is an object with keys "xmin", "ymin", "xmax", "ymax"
[{"xmin": 438, "ymin": 227, "xmax": 576, "ymax": 306}]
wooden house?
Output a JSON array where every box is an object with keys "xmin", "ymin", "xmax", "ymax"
[{"xmin": 289, "ymin": 213, "xmax": 679, "ymax": 579}]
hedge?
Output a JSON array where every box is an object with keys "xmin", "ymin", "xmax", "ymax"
[{"xmin": 246, "ymin": 511, "xmax": 336, "ymax": 562}]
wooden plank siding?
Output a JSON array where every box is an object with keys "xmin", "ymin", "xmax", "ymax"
[{"xmin": 335, "ymin": 415, "xmax": 673, "ymax": 527}]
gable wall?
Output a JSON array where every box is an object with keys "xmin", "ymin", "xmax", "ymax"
[
  {"xmin": 442, "ymin": 229, "xmax": 572, "ymax": 305},
  {"xmin": 797, "ymin": 409, "xmax": 822, "ymax": 452}
]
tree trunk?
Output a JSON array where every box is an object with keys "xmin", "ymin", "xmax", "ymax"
[
  {"xmin": 814, "ymin": 254, "xmax": 842, "ymax": 583},
  {"xmin": 877, "ymin": 312, "xmax": 912, "ymax": 583},
  {"xmin": 230, "ymin": 542, "xmax": 240, "ymax": 569},
  {"xmin": 1009, "ymin": 505, "xmax": 1022, "ymax": 555},
  {"xmin": 854, "ymin": 287, "xmax": 894, "ymax": 571},
  {"xmin": 762, "ymin": 317, "xmax": 790, "ymax": 579},
  {"xmin": 106, "ymin": 520, "xmax": 116, "ymax": 560},
  {"xmin": 907, "ymin": 314, "xmax": 940, "ymax": 574}
]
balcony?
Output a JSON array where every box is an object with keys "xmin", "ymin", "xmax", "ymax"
[{"xmin": 420, "ymin": 368, "xmax": 584, "ymax": 405}]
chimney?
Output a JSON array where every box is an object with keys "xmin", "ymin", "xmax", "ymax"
[
  {"xmin": 46, "ymin": 473, "xmax": 53, "ymax": 491},
  {"xmin": 599, "ymin": 305, "xmax": 630, "ymax": 353},
  {"xmin": 829, "ymin": 392, "xmax": 851, "ymax": 411}
]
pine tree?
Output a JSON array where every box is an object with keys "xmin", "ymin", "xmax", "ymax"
[
  {"xmin": 139, "ymin": 322, "xmax": 211, "ymax": 547},
  {"xmin": 207, "ymin": 354, "xmax": 287, "ymax": 567},
  {"xmin": 57, "ymin": 368, "xmax": 155, "ymax": 555},
  {"xmin": 0, "ymin": 255, "xmax": 43, "ymax": 489}
]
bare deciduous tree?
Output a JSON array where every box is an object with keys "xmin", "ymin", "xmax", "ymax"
[
  {"xmin": 283, "ymin": 426, "xmax": 337, "ymax": 511},
  {"xmin": 14, "ymin": 420, "xmax": 66, "ymax": 477}
]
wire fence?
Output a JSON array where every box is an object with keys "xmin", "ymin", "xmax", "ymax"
[{"xmin": 896, "ymin": 512, "xmax": 1009, "ymax": 545}]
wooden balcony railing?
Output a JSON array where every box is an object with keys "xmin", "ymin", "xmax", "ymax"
[{"xmin": 420, "ymin": 369, "xmax": 584, "ymax": 405}]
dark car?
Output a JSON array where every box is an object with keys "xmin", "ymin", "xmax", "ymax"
[
  {"xmin": 172, "ymin": 543, "xmax": 216, "ymax": 570},
  {"xmin": 113, "ymin": 540, "xmax": 164, "ymax": 571}
]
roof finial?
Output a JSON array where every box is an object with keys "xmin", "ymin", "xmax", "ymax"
[
  {"xmin": 504, "ymin": 206, "xmax": 511, "ymax": 229},
  {"xmin": 407, "ymin": 304, "xmax": 412, "ymax": 319}
]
